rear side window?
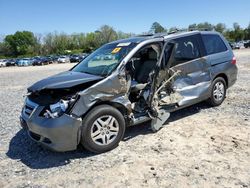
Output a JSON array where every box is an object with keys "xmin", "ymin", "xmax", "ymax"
[
  {"xmin": 202, "ymin": 34, "xmax": 228, "ymax": 55},
  {"xmin": 170, "ymin": 35, "xmax": 201, "ymax": 67}
]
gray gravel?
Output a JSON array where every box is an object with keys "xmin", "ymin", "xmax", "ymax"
[{"xmin": 0, "ymin": 50, "xmax": 249, "ymax": 188}]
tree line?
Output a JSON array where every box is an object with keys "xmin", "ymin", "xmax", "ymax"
[
  {"xmin": 151, "ymin": 22, "xmax": 250, "ymax": 42},
  {"xmin": 0, "ymin": 25, "xmax": 132, "ymax": 58},
  {"xmin": 0, "ymin": 22, "xmax": 249, "ymax": 58}
]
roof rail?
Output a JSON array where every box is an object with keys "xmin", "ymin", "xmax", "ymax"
[
  {"xmin": 188, "ymin": 27, "xmax": 215, "ymax": 31},
  {"xmin": 167, "ymin": 28, "xmax": 190, "ymax": 35},
  {"xmin": 136, "ymin": 33, "xmax": 154, "ymax": 37}
]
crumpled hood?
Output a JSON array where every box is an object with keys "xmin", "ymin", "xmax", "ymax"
[{"xmin": 28, "ymin": 71, "xmax": 103, "ymax": 92}]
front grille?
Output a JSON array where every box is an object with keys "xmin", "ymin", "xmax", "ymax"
[
  {"xmin": 23, "ymin": 98, "xmax": 38, "ymax": 117},
  {"xmin": 24, "ymin": 104, "xmax": 34, "ymax": 116}
]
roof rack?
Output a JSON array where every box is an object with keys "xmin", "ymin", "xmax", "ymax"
[
  {"xmin": 137, "ymin": 32, "xmax": 172, "ymax": 38},
  {"xmin": 188, "ymin": 27, "xmax": 214, "ymax": 31},
  {"xmin": 167, "ymin": 28, "xmax": 190, "ymax": 35},
  {"xmin": 136, "ymin": 33, "xmax": 154, "ymax": 37}
]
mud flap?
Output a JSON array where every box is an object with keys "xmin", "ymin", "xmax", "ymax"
[{"xmin": 151, "ymin": 109, "xmax": 170, "ymax": 132}]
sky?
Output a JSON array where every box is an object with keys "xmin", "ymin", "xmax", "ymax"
[{"xmin": 0, "ymin": 0, "xmax": 250, "ymax": 36}]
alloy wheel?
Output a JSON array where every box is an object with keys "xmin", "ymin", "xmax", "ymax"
[
  {"xmin": 90, "ymin": 115, "xmax": 119, "ymax": 146},
  {"xmin": 213, "ymin": 81, "xmax": 225, "ymax": 102}
]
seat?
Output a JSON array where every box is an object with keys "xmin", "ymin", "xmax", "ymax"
[
  {"xmin": 131, "ymin": 49, "xmax": 158, "ymax": 92},
  {"xmin": 135, "ymin": 49, "xmax": 157, "ymax": 83}
]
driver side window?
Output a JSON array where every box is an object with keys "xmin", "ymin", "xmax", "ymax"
[
  {"xmin": 126, "ymin": 43, "xmax": 161, "ymax": 84},
  {"xmin": 170, "ymin": 35, "xmax": 201, "ymax": 67}
]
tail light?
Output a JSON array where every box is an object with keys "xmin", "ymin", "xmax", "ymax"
[{"xmin": 231, "ymin": 56, "xmax": 236, "ymax": 65}]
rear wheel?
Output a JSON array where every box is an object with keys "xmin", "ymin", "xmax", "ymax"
[
  {"xmin": 81, "ymin": 105, "xmax": 125, "ymax": 153},
  {"xmin": 207, "ymin": 77, "xmax": 226, "ymax": 106}
]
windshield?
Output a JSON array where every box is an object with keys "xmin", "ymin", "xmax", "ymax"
[{"xmin": 72, "ymin": 42, "xmax": 137, "ymax": 76}]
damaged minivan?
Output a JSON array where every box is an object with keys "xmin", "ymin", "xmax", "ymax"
[{"xmin": 20, "ymin": 31, "xmax": 237, "ymax": 153}]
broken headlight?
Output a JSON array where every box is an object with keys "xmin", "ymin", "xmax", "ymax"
[{"xmin": 43, "ymin": 98, "xmax": 75, "ymax": 118}]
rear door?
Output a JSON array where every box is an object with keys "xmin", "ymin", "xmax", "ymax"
[{"xmin": 150, "ymin": 34, "xmax": 212, "ymax": 111}]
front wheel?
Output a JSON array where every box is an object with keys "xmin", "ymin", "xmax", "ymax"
[
  {"xmin": 80, "ymin": 105, "xmax": 125, "ymax": 153},
  {"xmin": 207, "ymin": 77, "xmax": 226, "ymax": 106}
]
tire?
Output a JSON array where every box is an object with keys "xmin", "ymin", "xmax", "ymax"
[
  {"xmin": 80, "ymin": 105, "xmax": 126, "ymax": 153},
  {"xmin": 207, "ymin": 77, "xmax": 227, "ymax": 106}
]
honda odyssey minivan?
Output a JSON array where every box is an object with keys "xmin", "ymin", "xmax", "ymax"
[{"xmin": 20, "ymin": 31, "xmax": 238, "ymax": 153}]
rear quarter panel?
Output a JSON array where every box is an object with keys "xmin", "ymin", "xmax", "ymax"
[{"xmin": 207, "ymin": 33, "xmax": 238, "ymax": 88}]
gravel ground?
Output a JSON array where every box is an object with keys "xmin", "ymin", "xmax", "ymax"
[{"xmin": 0, "ymin": 50, "xmax": 249, "ymax": 188}]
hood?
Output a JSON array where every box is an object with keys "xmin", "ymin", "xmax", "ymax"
[{"xmin": 28, "ymin": 71, "xmax": 103, "ymax": 92}]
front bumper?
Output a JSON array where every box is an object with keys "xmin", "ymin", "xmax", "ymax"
[{"xmin": 20, "ymin": 99, "xmax": 82, "ymax": 152}]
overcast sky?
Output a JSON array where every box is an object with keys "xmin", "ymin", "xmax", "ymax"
[{"xmin": 0, "ymin": 0, "xmax": 249, "ymax": 35}]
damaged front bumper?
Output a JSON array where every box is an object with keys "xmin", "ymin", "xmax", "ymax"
[{"xmin": 20, "ymin": 98, "xmax": 82, "ymax": 152}]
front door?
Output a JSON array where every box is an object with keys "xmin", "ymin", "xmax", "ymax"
[{"xmin": 149, "ymin": 34, "xmax": 211, "ymax": 131}]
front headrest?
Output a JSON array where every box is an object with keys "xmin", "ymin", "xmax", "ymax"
[{"xmin": 148, "ymin": 50, "xmax": 157, "ymax": 60}]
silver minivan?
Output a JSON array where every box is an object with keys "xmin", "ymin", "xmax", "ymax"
[{"xmin": 20, "ymin": 31, "xmax": 238, "ymax": 153}]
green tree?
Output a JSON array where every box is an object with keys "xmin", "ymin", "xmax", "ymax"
[
  {"xmin": 117, "ymin": 31, "xmax": 133, "ymax": 39},
  {"xmin": 97, "ymin": 25, "xmax": 118, "ymax": 45},
  {"xmin": 232, "ymin": 22, "xmax": 244, "ymax": 41},
  {"xmin": 244, "ymin": 23, "xmax": 250, "ymax": 40},
  {"xmin": 168, "ymin": 27, "xmax": 178, "ymax": 33},
  {"xmin": 53, "ymin": 32, "xmax": 70, "ymax": 54},
  {"xmin": 83, "ymin": 32, "xmax": 99, "ymax": 53},
  {"xmin": 233, "ymin": 22, "xmax": 240, "ymax": 31},
  {"xmin": 4, "ymin": 31, "xmax": 37, "ymax": 56},
  {"xmin": 197, "ymin": 22, "xmax": 213, "ymax": 31},
  {"xmin": 188, "ymin": 23, "xmax": 197, "ymax": 31},
  {"xmin": 150, "ymin": 22, "xmax": 166, "ymax": 33},
  {"xmin": 188, "ymin": 22, "xmax": 213, "ymax": 31},
  {"xmin": 43, "ymin": 32, "xmax": 54, "ymax": 54},
  {"xmin": 214, "ymin": 23, "xmax": 226, "ymax": 33}
]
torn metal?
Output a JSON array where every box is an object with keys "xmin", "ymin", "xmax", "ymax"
[
  {"xmin": 71, "ymin": 69, "xmax": 132, "ymax": 117},
  {"xmin": 20, "ymin": 31, "xmax": 238, "ymax": 152}
]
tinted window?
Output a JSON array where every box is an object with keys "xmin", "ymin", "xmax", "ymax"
[
  {"xmin": 202, "ymin": 34, "xmax": 227, "ymax": 55},
  {"xmin": 170, "ymin": 35, "xmax": 201, "ymax": 67}
]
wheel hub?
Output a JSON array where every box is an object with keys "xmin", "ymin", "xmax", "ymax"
[
  {"xmin": 90, "ymin": 115, "xmax": 119, "ymax": 146},
  {"xmin": 213, "ymin": 81, "xmax": 225, "ymax": 101}
]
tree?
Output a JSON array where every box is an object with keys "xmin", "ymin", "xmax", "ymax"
[
  {"xmin": 4, "ymin": 31, "xmax": 37, "ymax": 56},
  {"xmin": 168, "ymin": 27, "xmax": 178, "ymax": 33},
  {"xmin": 97, "ymin": 25, "xmax": 118, "ymax": 45},
  {"xmin": 43, "ymin": 32, "xmax": 54, "ymax": 54},
  {"xmin": 53, "ymin": 32, "xmax": 70, "ymax": 54},
  {"xmin": 117, "ymin": 31, "xmax": 133, "ymax": 39},
  {"xmin": 188, "ymin": 22, "xmax": 213, "ymax": 31},
  {"xmin": 244, "ymin": 23, "xmax": 250, "ymax": 40},
  {"xmin": 232, "ymin": 22, "xmax": 244, "ymax": 41},
  {"xmin": 214, "ymin": 23, "xmax": 226, "ymax": 34},
  {"xmin": 233, "ymin": 22, "xmax": 240, "ymax": 31},
  {"xmin": 150, "ymin": 22, "xmax": 166, "ymax": 33},
  {"xmin": 188, "ymin": 23, "xmax": 197, "ymax": 31},
  {"xmin": 197, "ymin": 22, "xmax": 213, "ymax": 31},
  {"xmin": 83, "ymin": 32, "xmax": 99, "ymax": 53}
]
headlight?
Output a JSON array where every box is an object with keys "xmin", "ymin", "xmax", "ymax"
[
  {"xmin": 44, "ymin": 99, "xmax": 70, "ymax": 118},
  {"xmin": 50, "ymin": 100, "xmax": 69, "ymax": 113}
]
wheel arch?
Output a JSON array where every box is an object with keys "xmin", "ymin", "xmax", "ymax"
[
  {"xmin": 81, "ymin": 100, "xmax": 130, "ymax": 125},
  {"xmin": 213, "ymin": 73, "xmax": 228, "ymax": 88}
]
